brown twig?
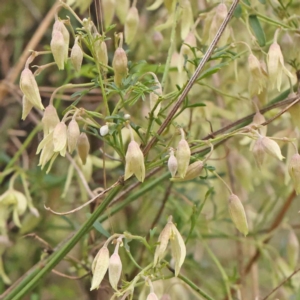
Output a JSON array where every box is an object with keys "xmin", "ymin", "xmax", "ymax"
[
  {"xmin": 51, "ymin": 269, "xmax": 90, "ymax": 280},
  {"xmin": 142, "ymin": 0, "xmax": 240, "ymax": 156}
]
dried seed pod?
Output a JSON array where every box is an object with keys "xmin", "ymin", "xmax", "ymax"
[
  {"xmin": 176, "ymin": 137, "xmax": 191, "ymax": 178},
  {"xmin": 42, "ymin": 105, "xmax": 60, "ymax": 135},
  {"xmin": 90, "ymin": 246, "xmax": 110, "ymax": 291},
  {"xmin": 288, "ymin": 153, "xmax": 300, "ymax": 194},
  {"xmin": 125, "ymin": 6, "xmax": 139, "ymax": 45},
  {"xmin": 108, "ymin": 253, "xmax": 122, "ymax": 290},
  {"xmin": 67, "ymin": 119, "xmax": 80, "ymax": 153},
  {"xmin": 77, "ymin": 132, "xmax": 90, "ymax": 165},
  {"xmin": 71, "ymin": 38, "xmax": 83, "ymax": 72},
  {"xmin": 228, "ymin": 194, "xmax": 249, "ymax": 236},
  {"xmin": 51, "ymin": 30, "xmax": 65, "ymax": 70},
  {"xmin": 53, "ymin": 122, "xmax": 67, "ymax": 154},
  {"xmin": 20, "ymin": 68, "xmax": 44, "ymax": 110},
  {"xmin": 124, "ymin": 140, "xmax": 145, "ymax": 182}
]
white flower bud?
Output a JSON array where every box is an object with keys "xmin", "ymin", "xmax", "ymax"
[
  {"xmin": 228, "ymin": 194, "xmax": 249, "ymax": 236},
  {"xmin": 42, "ymin": 105, "xmax": 60, "ymax": 135},
  {"xmin": 67, "ymin": 119, "xmax": 80, "ymax": 153},
  {"xmin": 21, "ymin": 96, "xmax": 33, "ymax": 120},
  {"xmin": 102, "ymin": 0, "xmax": 116, "ymax": 28},
  {"xmin": 168, "ymin": 149, "xmax": 178, "ymax": 178},
  {"xmin": 113, "ymin": 47, "xmax": 128, "ymax": 86},
  {"xmin": 261, "ymin": 136, "xmax": 284, "ymax": 161},
  {"xmin": 124, "ymin": 140, "xmax": 145, "ymax": 182},
  {"xmin": 90, "ymin": 246, "xmax": 110, "ymax": 291},
  {"xmin": 115, "ymin": 0, "xmax": 129, "ymax": 23},
  {"xmin": 171, "ymin": 161, "xmax": 203, "ymax": 182},
  {"xmin": 51, "ymin": 30, "xmax": 65, "ymax": 70},
  {"xmin": 95, "ymin": 36, "xmax": 108, "ymax": 69},
  {"xmin": 109, "ymin": 253, "xmax": 122, "ymax": 290},
  {"xmin": 100, "ymin": 124, "xmax": 109, "ymax": 136}
]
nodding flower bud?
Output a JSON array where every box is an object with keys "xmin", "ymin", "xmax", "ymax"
[
  {"xmin": 147, "ymin": 293, "xmax": 159, "ymax": 300},
  {"xmin": 53, "ymin": 20, "xmax": 70, "ymax": 61},
  {"xmin": 152, "ymin": 31, "xmax": 163, "ymax": 49},
  {"xmin": 149, "ymin": 76, "xmax": 162, "ymax": 118},
  {"xmin": 42, "ymin": 105, "xmax": 60, "ymax": 135},
  {"xmin": 248, "ymin": 54, "xmax": 268, "ymax": 96},
  {"xmin": 71, "ymin": 38, "xmax": 83, "ymax": 72},
  {"xmin": 108, "ymin": 253, "xmax": 122, "ymax": 290},
  {"xmin": 125, "ymin": 6, "xmax": 139, "ymax": 45},
  {"xmin": 67, "ymin": 119, "xmax": 80, "ymax": 154},
  {"xmin": 252, "ymin": 111, "xmax": 267, "ymax": 136},
  {"xmin": 176, "ymin": 134, "xmax": 191, "ymax": 178},
  {"xmin": 115, "ymin": 0, "xmax": 129, "ymax": 23},
  {"xmin": 287, "ymin": 230, "xmax": 299, "ymax": 269},
  {"xmin": 100, "ymin": 124, "xmax": 109, "ymax": 136},
  {"xmin": 171, "ymin": 161, "xmax": 204, "ymax": 182},
  {"xmin": 53, "ymin": 122, "xmax": 67, "ymax": 155},
  {"xmin": 77, "ymin": 132, "xmax": 90, "ymax": 165},
  {"xmin": 20, "ymin": 68, "xmax": 44, "ymax": 110},
  {"xmin": 124, "ymin": 140, "xmax": 145, "ymax": 182},
  {"xmin": 51, "ymin": 30, "xmax": 65, "ymax": 70},
  {"xmin": 168, "ymin": 148, "xmax": 178, "ymax": 178},
  {"xmin": 228, "ymin": 194, "xmax": 249, "ymax": 236},
  {"xmin": 22, "ymin": 96, "xmax": 33, "ymax": 120},
  {"xmin": 90, "ymin": 246, "xmax": 110, "ymax": 291},
  {"xmin": 154, "ymin": 216, "xmax": 186, "ymax": 276},
  {"xmin": 95, "ymin": 37, "xmax": 108, "ymax": 70},
  {"xmin": 288, "ymin": 153, "xmax": 300, "ymax": 194},
  {"xmin": 112, "ymin": 47, "xmax": 128, "ymax": 86},
  {"xmin": 267, "ymin": 41, "xmax": 294, "ymax": 91}
]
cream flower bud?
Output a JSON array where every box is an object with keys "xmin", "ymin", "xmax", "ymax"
[
  {"xmin": 20, "ymin": 68, "xmax": 44, "ymax": 110},
  {"xmin": 95, "ymin": 36, "xmax": 108, "ymax": 69},
  {"xmin": 176, "ymin": 138, "xmax": 191, "ymax": 178},
  {"xmin": 252, "ymin": 111, "xmax": 267, "ymax": 136},
  {"xmin": 228, "ymin": 194, "xmax": 249, "ymax": 236},
  {"xmin": 261, "ymin": 136, "xmax": 284, "ymax": 161},
  {"xmin": 90, "ymin": 246, "xmax": 110, "ymax": 291},
  {"xmin": 147, "ymin": 293, "xmax": 159, "ymax": 300},
  {"xmin": 171, "ymin": 161, "xmax": 203, "ymax": 182},
  {"xmin": 287, "ymin": 230, "xmax": 299, "ymax": 269},
  {"xmin": 288, "ymin": 153, "xmax": 300, "ymax": 194},
  {"xmin": 116, "ymin": 0, "xmax": 129, "ymax": 23},
  {"xmin": 102, "ymin": 0, "xmax": 116, "ymax": 28},
  {"xmin": 53, "ymin": 20, "xmax": 70, "ymax": 61},
  {"xmin": 77, "ymin": 132, "xmax": 90, "ymax": 165},
  {"xmin": 267, "ymin": 42, "xmax": 294, "ymax": 91},
  {"xmin": 113, "ymin": 46, "xmax": 128, "ymax": 87},
  {"xmin": 125, "ymin": 6, "xmax": 139, "ymax": 45},
  {"xmin": 51, "ymin": 30, "xmax": 65, "ymax": 70},
  {"xmin": 67, "ymin": 119, "xmax": 80, "ymax": 153},
  {"xmin": 71, "ymin": 38, "xmax": 83, "ymax": 72},
  {"xmin": 154, "ymin": 219, "xmax": 173, "ymax": 265},
  {"xmin": 100, "ymin": 124, "xmax": 109, "ymax": 136},
  {"xmin": 109, "ymin": 253, "xmax": 122, "ymax": 290},
  {"xmin": 21, "ymin": 96, "xmax": 33, "ymax": 120},
  {"xmin": 42, "ymin": 105, "xmax": 60, "ymax": 135},
  {"xmin": 170, "ymin": 223, "xmax": 186, "ymax": 276},
  {"xmin": 124, "ymin": 140, "xmax": 145, "ymax": 182},
  {"xmin": 53, "ymin": 122, "xmax": 67, "ymax": 154},
  {"xmin": 168, "ymin": 149, "xmax": 178, "ymax": 178},
  {"xmin": 180, "ymin": 0, "xmax": 193, "ymax": 40}
]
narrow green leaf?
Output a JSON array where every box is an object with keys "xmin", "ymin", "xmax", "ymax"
[
  {"xmin": 92, "ymin": 220, "xmax": 111, "ymax": 238},
  {"xmin": 249, "ymin": 15, "xmax": 266, "ymax": 47},
  {"xmin": 186, "ymin": 103, "xmax": 206, "ymax": 108}
]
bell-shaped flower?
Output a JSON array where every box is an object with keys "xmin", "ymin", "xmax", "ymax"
[
  {"xmin": 42, "ymin": 105, "xmax": 60, "ymax": 135},
  {"xmin": 71, "ymin": 37, "xmax": 83, "ymax": 72},
  {"xmin": 21, "ymin": 96, "xmax": 33, "ymax": 120},
  {"xmin": 168, "ymin": 149, "xmax": 178, "ymax": 178},
  {"xmin": 20, "ymin": 68, "xmax": 44, "ymax": 110},
  {"xmin": 176, "ymin": 134, "xmax": 191, "ymax": 178},
  {"xmin": 77, "ymin": 133, "xmax": 90, "ymax": 165},
  {"xmin": 53, "ymin": 122, "xmax": 67, "ymax": 155},
  {"xmin": 109, "ymin": 252, "xmax": 122, "ymax": 290},
  {"xmin": 124, "ymin": 140, "xmax": 145, "ymax": 182},
  {"xmin": 67, "ymin": 119, "xmax": 80, "ymax": 154}
]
